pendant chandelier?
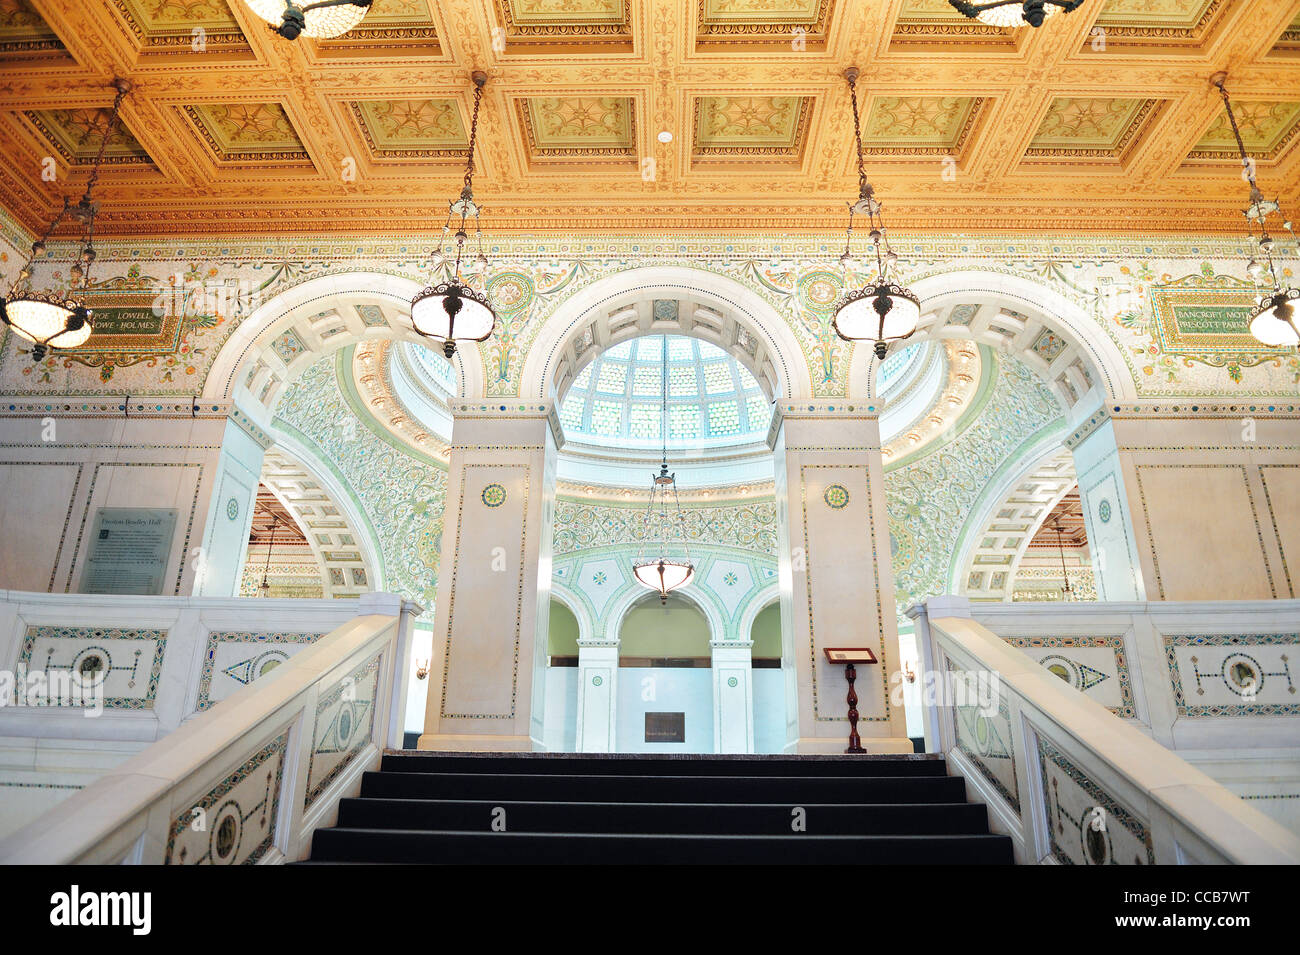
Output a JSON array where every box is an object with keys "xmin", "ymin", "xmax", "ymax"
[
  {"xmin": 631, "ymin": 336, "xmax": 694, "ymax": 604},
  {"xmin": 1051, "ymin": 517, "xmax": 1075, "ymax": 602},
  {"xmin": 832, "ymin": 67, "xmax": 920, "ymax": 360},
  {"xmin": 1210, "ymin": 72, "xmax": 1298, "ymax": 349},
  {"xmin": 258, "ymin": 512, "xmax": 280, "ymax": 598},
  {"xmin": 948, "ymin": 0, "xmax": 1083, "ymax": 28},
  {"xmin": 410, "ymin": 71, "xmax": 496, "ymax": 359},
  {"xmin": 244, "ymin": 1, "xmax": 373, "ymax": 39},
  {"xmin": 1, "ymin": 79, "xmax": 131, "ymax": 363}
]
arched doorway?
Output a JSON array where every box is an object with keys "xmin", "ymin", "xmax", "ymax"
[
  {"xmin": 616, "ymin": 591, "xmax": 713, "ymax": 753},
  {"xmin": 748, "ymin": 600, "xmax": 786, "ymax": 753}
]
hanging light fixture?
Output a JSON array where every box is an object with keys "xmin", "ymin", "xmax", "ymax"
[
  {"xmin": 632, "ymin": 336, "xmax": 694, "ymax": 604},
  {"xmin": 948, "ymin": 0, "xmax": 1083, "ymax": 28},
  {"xmin": 243, "ymin": 1, "xmax": 373, "ymax": 40},
  {"xmin": 832, "ymin": 68, "xmax": 920, "ymax": 360},
  {"xmin": 258, "ymin": 512, "xmax": 280, "ymax": 598},
  {"xmin": 1210, "ymin": 72, "xmax": 1299, "ymax": 349},
  {"xmin": 411, "ymin": 71, "xmax": 496, "ymax": 359},
  {"xmin": 1, "ymin": 79, "xmax": 131, "ymax": 362},
  {"xmin": 1051, "ymin": 517, "xmax": 1075, "ymax": 602}
]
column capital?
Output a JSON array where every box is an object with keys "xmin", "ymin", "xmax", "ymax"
[{"xmin": 448, "ymin": 400, "xmax": 561, "ymax": 449}]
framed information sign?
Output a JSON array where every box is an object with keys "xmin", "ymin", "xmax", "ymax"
[{"xmin": 79, "ymin": 507, "xmax": 178, "ymax": 595}]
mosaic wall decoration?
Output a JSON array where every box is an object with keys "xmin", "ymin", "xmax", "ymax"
[
  {"xmin": 17, "ymin": 626, "xmax": 167, "ymax": 710},
  {"xmin": 886, "ymin": 352, "xmax": 1064, "ymax": 616},
  {"xmin": 3, "ymin": 228, "xmax": 1298, "ymax": 400},
  {"xmin": 945, "ymin": 658, "xmax": 1019, "ymax": 813},
  {"xmin": 553, "ymin": 496, "xmax": 778, "ymax": 556},
  {"xmin": 1037, "ymin": 733, "xmax": 1156, "ymax": 865},
  {"xmin": 305, "ymin": 652, "xmax": 382, "ymax": 806},
  {"xmin": 195, "ymin": 630, "xmax": 326, "ymax": 711},
  {"xmin": 164, "ymin": 728, "xmax": 289, "ymax": 865},
  {"xmin": 1164, "ymin": 632, "xmax": 1299, "ymax": 717},
  {"xmin": 275, "ymin": 353, "xmax": 447, "ymax": 613},
  {"xmin": 999, "ymin": 634, "xmax": 1135, "ymax": 718}
]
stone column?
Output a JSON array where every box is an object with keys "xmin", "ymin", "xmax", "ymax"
[
  {"xmin": 1067, "ymin": 403, "xmax": 1300, "ymax": 602},
  {"xmin": 418, "ymin": 403, "xmax": 557, "ymax": 751},
  {"xmin": 711, "ymin": 639, "xmax": 754, "ymax": 753},
  {"xmin": 575, "ymin": 638, "xmax": 619, "ymax": 752},
  {"xmin": 771, "ymin": 402, "xmax": 910, "ymax": 754}
]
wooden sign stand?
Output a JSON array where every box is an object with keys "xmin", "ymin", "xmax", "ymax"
[{"xmin": 823, "ymin": 647, "xmax": 879, "ymax": 754}]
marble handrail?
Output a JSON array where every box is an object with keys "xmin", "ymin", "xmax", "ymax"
[{"xmin": 909, "ymin": 596, "xmax": 1300, "ymax": 865}]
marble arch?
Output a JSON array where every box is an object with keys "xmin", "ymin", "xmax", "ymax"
[
  {"xmin": 548, "ymin": 582, "xmax": 593, "ymax": 645},
  {"xmin": 952, "ymin": 448, "xmax": 1079, "ymax": 603},
  {"xmin": 519, "ymin": 266, "xmax": 815, "ymax": 405},
  {"xmin": 848, "ymin": 267, "xmax": 1136, "ymax": 406},
  {"xmin": 256, "ymin": 443, "xmax": 385, "ymax": 599},
  {"xmin": 204, "ymin": 271, "xmax": 486, "ymax": 414},
  {"xmin": 737, "ymin": 584, "xmax": 781, "ymax": 645}
]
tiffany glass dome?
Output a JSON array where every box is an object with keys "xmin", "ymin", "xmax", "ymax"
[{"xmin": 559, "ymin": 335, "xmax": 772, "ymax": 451}]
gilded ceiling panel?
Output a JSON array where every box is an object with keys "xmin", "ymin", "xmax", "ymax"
[
  {"xmin": 184, "ymin": 103, "xmax": 308, "ymax": 162},
  {"xmin": 1025, "ymin": 97, "xmax": 1160, "ymax": 161},
  {"xmin": 519, "ymin": 96, "xmax": 637, "ymax": 160},
  {"xmin": 1188, "ymin": 100, "xmax": 1300, "ymax": 161},
  {"xmin": 351, "ymin": 99, "xmax": 467, "ymax": 157},
  {"xmin": 0, "ymin": 0, "xmax": 64, "ymax": 55},
  {"xmin": 493, "ymin": 0, "xmax": 632, "ymax": 44},
  {"xmin": 1095, "ymin": 0, "xmax": 1216, "ymax": 30},
  {"xmin": 115, "ymin": 0, "xmax": 241, "ymax": 33},
  {"xmin": 861, "ymin": 95, "xmax": 985, "ymax": 156},
  {"xmin": 693, "ymin": 95, "xmax": 811, "ymax": 160},
  {"xmin": 24, "ymin": 108, "xmax": 152, "ymax": 165},
  {"xmin": 309, "ymin": 0, "xmax": 440, "ymax": 54}
]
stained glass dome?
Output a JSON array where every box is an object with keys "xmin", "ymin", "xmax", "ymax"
[{"xmin": 559, "ymin": 335, "xmax": 772, "ymax": 450}]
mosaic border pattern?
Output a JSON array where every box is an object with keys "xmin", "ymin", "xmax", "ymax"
[
  {"xmin": 1001, "ymin": 634, "xmax": 1135, "ymax": 719},
  {"xmin": 17, "ymin": 625, "xmax": 167, "ymax": 710},
  {"xmin": 1164, "ymin": 631, "xmax": 1300, "ymax": 717},
  {"xmin": 305, "ymin": 652, "xmax": 382, "ymax": 807},
  {"xmin": 163, "ymin": 728, "xmax": 289, "ymax": 865},
  {"xmin": 195, "ymin": 630, "xmax": 326, "ymax": 711},
  {"xmin": 1037, "ymin": 733, "xmax": 1155, "ymax": 866}
]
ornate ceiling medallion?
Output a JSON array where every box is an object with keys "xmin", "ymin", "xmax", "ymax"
[
  {"xmin": 410, "ymin": 72, "xmax": 497, "ymax": 359},
  {"xmin": 1210, "ymin": 72, "xmax": 1299, "ymax": 349},
  {"xmin": 1, "ymin": 79, "xmax": 131, "ymax": 361},
  {"xmin": 831, "ymin": 68, "xmax": 920, "ymax": 360}
]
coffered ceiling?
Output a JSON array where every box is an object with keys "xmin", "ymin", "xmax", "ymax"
[{"xmin": 0, "ymin": 0, "xmax": 1297, "ymax": 237}]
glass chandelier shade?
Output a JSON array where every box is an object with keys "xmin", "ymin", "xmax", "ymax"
[
  {"xmin": 948, "ymin": 0, "xmax": 1083, "ymax": 28},
  {"xmin": 1249, "ymin": 289, "xmax": 1299, "ymax": 347},
  {"xmin": 832, "ymin": 68, "xmax": 920, "ymax": 360},
  {"xmin": 411, "ymin": 71, "xmax": 496, "ymax": 359},
  {"xmin": 244, "ymin": 1, "xmax": 372, "ymax": 39},
  {"xmin": 631, "ymin": 335, "xmax": 695, "ymax": 604},
  {"xmin": 1211, "ymin": 73, "xmax": 1299, "ymax": 350},
  {"xmin": 1, "ymin": 79, "xmax": 130, "ymax": 362}
]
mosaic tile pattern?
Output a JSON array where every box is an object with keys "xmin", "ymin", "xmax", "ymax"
[
  {"xmin": 1164, "ymin": 632, "xmax": 1299, "ymax": 717},
  {"xmin": 1038, "ymin": 734, "xmax": 1155, "ymax": 865},
  {"xmin": 195, "ymin": 630, "xmax": 326, "ymax": 711},
  {"xmin": 18, "ymin": 626, "xmax": 167, "ymax": 710}
]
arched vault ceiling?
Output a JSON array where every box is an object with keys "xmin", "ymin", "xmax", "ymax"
[{"xmin": 2, "ymin": 0, "xmax": 1299, "ymax": 236}]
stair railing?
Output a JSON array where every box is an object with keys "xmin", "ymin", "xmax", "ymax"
[
  {"xmin": 0, "ymin": 592, "xmax": 421, "ymax": 864},
  {"xmin": 909, "ymin": 596, "xmax": 1300, "ymax": 865}
]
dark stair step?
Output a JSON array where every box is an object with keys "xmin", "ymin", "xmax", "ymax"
[
  {"xmin": 359, "ymin": 770, "xmax": 968, "ymax": 804},
  {"xmin": 381, "ymin": 751, "xmax": 948, "ymax": 778},
  {"xmin": 309, "ymin": 828, "xmax": 1014, "ymax": 864},
  {"xmin": 337, "ymin": 797, "xmax": 992, "ymax": 835}
]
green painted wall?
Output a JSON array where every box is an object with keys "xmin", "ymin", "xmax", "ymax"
[
  {"xmin": 619, "ymin": 594, "xmax": 711, "ymax": 658},
  {"xmin": 750, "ymin": 602, "xmax": 782, "ymax": 659},
  {"xmin": 548, "ymin": 600, "xmax": 580, "ymax": 657}
]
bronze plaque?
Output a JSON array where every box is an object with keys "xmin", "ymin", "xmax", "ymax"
[{"xmin": 644, "ymin": 712, "xmax": 685, "ymax": 743}]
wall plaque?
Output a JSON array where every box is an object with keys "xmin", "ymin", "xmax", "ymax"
[
  {"xmin": 79, "ymin": 507, "xmax": 178, "ymax": 595},
  {"xmin": 645, "ymin": 711, "xmax": 686, "ymax": 743}
]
